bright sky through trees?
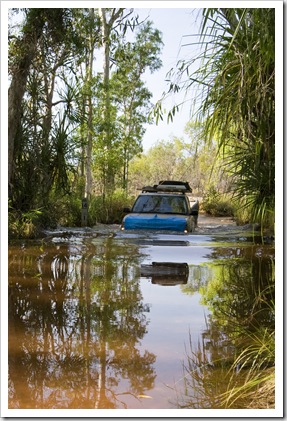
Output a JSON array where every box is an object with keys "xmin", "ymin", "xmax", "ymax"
[
  {"xmin": 5, "ymin": 4, "xmax": 201, "ymax": 152},
  {"xmin": 135, "ymin": 7, "xmax": 202, "ymax": 151}
]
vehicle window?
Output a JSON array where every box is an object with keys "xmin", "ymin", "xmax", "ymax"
[{"xmin": 132, "ymin": 195, "xmax": 187, "ymax": 214}]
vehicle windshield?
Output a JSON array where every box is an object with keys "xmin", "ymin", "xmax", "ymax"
[{"xmin": 132, "ymin": 195, "xmax": 188, "ymax": 214}]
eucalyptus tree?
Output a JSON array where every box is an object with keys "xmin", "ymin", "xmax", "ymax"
[
  {"xmin": 8, "ymin": 8, "xmax": 75, "ymax": 199},
  {"xmin": 92, "ymin": 11, "xmax": 163, "ymax": 196},
  {"xmin": 8, "ymin": 8, "xmax": 45, "ymax": 194},
  {"xmin": 157, "ymin": 8, "xmax": 275, "ymax": 227},
  {"xmin": 72, "ymin": 8, "xmax": 101, "ymax": 199},
  {"xmin": 128, "ymin": 119, "xmax": 225, "ymax": 196},
  {"xmin": 8, "ymin": 7, "xmax": 164, "ymax": 224},
  {"xmin": 9, "ymin": 8, "xmax": 103, "ymax": 212},
  {"xmin": 111, "ymin": 21, "xmax": 163, "ymax": 191},
  {"xmin": 98, "ymin": 8, "xmax": 133, "ymax": 194}
]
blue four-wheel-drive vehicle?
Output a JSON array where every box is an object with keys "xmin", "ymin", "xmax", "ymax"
[{"xmin": 121, "ymin": 180, "xmax": 199, "ymax": 233}]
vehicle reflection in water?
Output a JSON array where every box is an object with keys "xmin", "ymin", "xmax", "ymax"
[
  {"xmin": 140, "ymin": 262, "xmax": 189, "ymax": 285},
  {"xmin": 8, "ymin": 228, "xmax": 275, "ymax": 410}
]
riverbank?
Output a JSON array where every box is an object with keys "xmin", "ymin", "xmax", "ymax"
[
  {"xmin": 9, "ymin": 211, "xmax": 274, "ymax": 242},
  {"xmin": 195, "ymin": 214, "xmax": 275, "ymax": 243}
]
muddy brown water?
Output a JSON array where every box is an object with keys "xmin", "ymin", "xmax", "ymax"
[{"xmin": 8, "ymin": 215, "xmax": 274, "ymax": 410}]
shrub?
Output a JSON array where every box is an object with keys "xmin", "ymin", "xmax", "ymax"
[
  {"xmin": 233, "ymin": 197, "xmax": 275, "ymax": 232},
  {"xmin": 8, "ymin": 206, "xmax": 42, "ymax": 239},
  {"xmin": 8, "ymin": 190, "xmax": 136, "ymax": 234},
  {"xmin": 41, "ymin": 194, "xmax": 82, "ymax": 227},
  {"xmin": 89, "ymin": 190, "xmax": 134, "ymax": 225},
  {"xmin": 201, "ymin": 187, "xmax": 235, "ymax": 217}
]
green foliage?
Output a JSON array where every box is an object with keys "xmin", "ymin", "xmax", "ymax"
[
  {"xmin": 220, "ymin": 328, "xmax": 275, "ymax": 409},
  {"xmin": 128, "ymin": 121, "xmax": 235, "ymax": 199},
  {"xmin": 232, "ymin": 201, "xmax": 252, "ymax": 225},
  {"xmin": 8, "ymin": 188, "xmax": 136, "ymax": 234},
  {"xmin": 9, "ymin": 8, "xmax": 275, "ymax": 231},
  {"xmin": 95, "ymin": 19, "xmax": 163, "ymax": 194},
  {"xmin": 205, "ymin": 9, "xmax": 275, "ymax": 229},
  {"xmin": 89, "ymin": 189, "xmax": 134, "ymax": 225},
  {"xmin": 157, "ymin": 8, "xmax": 275, "ymax": 230},
  {"xmin": 8, "ymin": 8, "xmax": 163, "ymax": 221},
  {"xmin": 9, "ymin": 204, "xmax": 42, "ymax": 239},
  {"xmin": 201, "ymin": 186, "xmax": 235, "ymax": 217},
  {"xmin": 224, "ymin": 138, "xmax": 275, "ymax": 228},
  {"xmin": 232, "ymin": 196, "xmax": 274, "ymax": 229},
  {"xmin": 181, "ymin": 322, "xmax": 275, "ymax": 409},
  {"xmin": 48, "ymin": 194, "xmax": 82, "ymax": 227}
]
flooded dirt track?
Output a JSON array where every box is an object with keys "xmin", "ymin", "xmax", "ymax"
[{"xmin": 8, "ymin": 215, "xmax": 275, "ymax": 410}]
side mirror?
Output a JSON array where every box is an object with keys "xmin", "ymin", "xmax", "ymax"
[
  {"xmin": 189, "ymin": 200, "xmax": 199, "ymax": 215},
  {"xmin": 123, "ymin": 207, "xmax": 131, "ymax": 213}
]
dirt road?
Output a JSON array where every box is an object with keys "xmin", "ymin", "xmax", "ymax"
[{"xmin": 195, "ymin": 213, "xmax": 260, "ymax": 235}]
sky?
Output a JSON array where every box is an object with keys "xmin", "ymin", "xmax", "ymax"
[{"xmin": 134, "ymin": 7, "xmax": 203, "ymax": 151}]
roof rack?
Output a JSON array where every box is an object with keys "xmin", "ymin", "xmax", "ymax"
[{"xmin": 141, "ymin": 180, "xmax": 192, "ymax": 194}]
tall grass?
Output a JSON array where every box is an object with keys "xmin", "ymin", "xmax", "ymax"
[
  {"xmin": 179, "ymin": 322, "xmax": 275, "ymax": 409},
  {"xmin": 222, "ymin": 327, "xmax": 275, "ymax": 408}
]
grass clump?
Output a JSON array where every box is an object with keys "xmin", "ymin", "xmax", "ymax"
[{"xmin": 222, "ymin": 327, "xmax": 275, "ymax": 409}]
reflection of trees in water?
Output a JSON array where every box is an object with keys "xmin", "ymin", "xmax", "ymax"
[
  {"xmin": 8, "ymin": 239, "xmax": 156, "ymax": 409},
  {"xmin": 177, "ymin": 247, "xmax": 275, "ymax": 409},
  {"xmin": 181, "ymin": 265, "xmax": 212, "ymax": 295},
  {"xmin": 176, "ymin": 332, "xmax": 234, "ymax": 409},
  {"xmin": 202, "ymin": 245, "xmax": 275, "ymax": 333}
]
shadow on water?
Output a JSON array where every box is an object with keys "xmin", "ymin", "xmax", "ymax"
[{"xmin": 8, "ymin": 225, "xmax": 275, "ymax": 409}]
